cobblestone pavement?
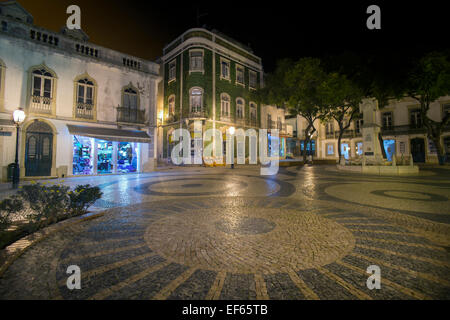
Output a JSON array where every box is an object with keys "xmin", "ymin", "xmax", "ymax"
[{"xmin": 0, "ymin": 165, "xmax": 449, "ymax": 300}]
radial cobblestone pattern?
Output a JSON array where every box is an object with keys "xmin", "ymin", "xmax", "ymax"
[{"xmin": 0, "ymin": 166, "xmax": 449, "ymax": 300}]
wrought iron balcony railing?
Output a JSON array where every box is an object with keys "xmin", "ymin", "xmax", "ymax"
[
  {"xmin": 75, "ymin": 102, "xmax": 94, "ymax": 119},
  {"xmin": 189, "ymin": 110, "xmax": 207, "ymax": 118},
  {"xmin": 30, "ymin": 95, "xmax": 52, "ymax": 114},
  {"xmin": 117, "ymin": 107, "xmax": 146, "ymax": 124}
]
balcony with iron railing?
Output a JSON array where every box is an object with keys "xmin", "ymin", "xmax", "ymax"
[
  {"xmin": 75, "ymin": 102, "xmax": 94, "ymax": 120},
  {"xmin": 220, "ymin": 112, "xmax": 232, "ymax": 122},
  {"xmin": 189, "ymin": 109, "xmax": 207, "ymax": 119},
  {"xmin": 381, "ymin": 124, "xmax": 427, "ymax": 135},
  {"xmin": 247, "ymin": 117, "xmax": 258, "ymax": 127},
  {"xmin": 117, "ymin": 107, "xmax": 146, "ymax": 124},
  {"xmin": 29, "ymin": 95, "xmax": 52, "ymax": 114}
]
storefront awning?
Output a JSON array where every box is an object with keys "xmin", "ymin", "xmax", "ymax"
[{"xmin": 67, "ymin": 125, "xmax": 151, "ymax": 143}]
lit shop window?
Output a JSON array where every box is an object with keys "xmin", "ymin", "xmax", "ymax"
[
  {"xmin": 356, "ymin": 142, "xmax": 363, "ymax": 156},
  {"xmin": 97, "ymin": 140, "xmax": 114, "ymax": 174},
  {"xmin": 118, "ymin": 142, "xmax": 138, "ymax": 173},
  {"xmin": 72, "ymin": 135, "xmax": 94, "ymax": 175},
  {"xmin": 326, "ymin": 143, "xmax": 334, "ymax": 156}
]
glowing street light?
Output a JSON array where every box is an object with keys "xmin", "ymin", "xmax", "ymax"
[{"xmin": 12, "ymin": 108, "xmax": 26, "ymax": 189}]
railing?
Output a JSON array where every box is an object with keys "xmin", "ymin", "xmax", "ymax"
[
  {"xmin": 266, "ymin": 120, "xmax": 276, "ymax": 129},
  {"xmin": 30, "ymin": 95, "xmax": 52, "ymax": 114},
  {"xmin": 117, "ymin": 107, "xmax": 146, "ymax": 124},
  {"xmin": 247, "ymin": 118, "xmax": 258, "ymax": 127},
  {"xmin": 220, "ymin": 113, "xmax": 231, "ymax": 122},
  {"xmin": 189, "ymin": 110, "xmax": 207, "ymax": 118},
  {"xmin": 75, "ymin": 102, "xmax": 94, "ymax": 119},
  {"xmin": 381, "ymin": 125, "xmax": 426, "ymax": 135},
  {"xmin": 236, "ymin": 117, "xmax": 246, "ymax": 126}
]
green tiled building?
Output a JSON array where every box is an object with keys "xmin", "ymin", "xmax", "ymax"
[{"xmin": 156, "ymin": 28, "xmax": 264, "ymax": 163}]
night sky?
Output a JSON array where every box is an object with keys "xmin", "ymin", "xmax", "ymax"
[{"xmin": 9, "ymin": 0, "xmax": 449, "ymax": 72}]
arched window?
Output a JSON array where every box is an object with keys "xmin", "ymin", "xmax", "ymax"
[
  {"xmin": 221, "ymin": 93, "xmax": 230, "ymax": 118},
  {"xmin": 236, "ymin": 98, "xmax": 245, "ymax": 119},
  {"xmin": 119, "ymin": 84, "xmax": 142, "ymax": 123},
  {"xmin": 75, "ymin": 75, "xmax": 96, "ymax": 119},
  {"xmin": 249, "ymin": 102, "xmax": 257, "ymax": 125},
  {"xmin": 190, "ymin": 87, "xmax": 203, "ymax": 113},
  {"xmin": 29, "ymin": 65, "xmax": 56, "ymax": 114},
  {"xmin": 168, "ymin": 95, "xmax": 175, "ymax": 116}
]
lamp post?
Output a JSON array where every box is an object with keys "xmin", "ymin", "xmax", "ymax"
[
  {"xmin": 12, "ymin": 108, "xmax": 26, "ymax": 189},
  {"xmin": 229, "ymin": 126, "xmax": 235, "ymax": 169}
]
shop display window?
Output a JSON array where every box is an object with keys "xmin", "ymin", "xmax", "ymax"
[
  {"xmin": 118, "ymin": 142, "xmax": 138, "ymax": 173},
  {"xmin": 97, "ymin": 140, "xmax": 114, "ymax": 174},
  {"xmin": 73, "ymin": 135, "xmax": 93, "ymax": 175}
]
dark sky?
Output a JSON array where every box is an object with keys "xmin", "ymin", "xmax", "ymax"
[{"xmin": 9, "ymin": 0, "xmax": 449, "ymax": 72}]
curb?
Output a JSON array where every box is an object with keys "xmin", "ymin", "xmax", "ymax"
[{"xmin": 0, "ymin": 211, "xmax": 106, "ymax": 279}]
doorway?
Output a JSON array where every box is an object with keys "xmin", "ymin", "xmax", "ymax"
[
  {"xmin": 25, "ymin": 121, "xmax": 53, "ymax": 177},
  {"xmin": 410, "ymin": 138, "xmax": 425, "ymax": 163},
  {"xmin": 341, "ymin": 143, "xmax": 350, "ymax": 160}
]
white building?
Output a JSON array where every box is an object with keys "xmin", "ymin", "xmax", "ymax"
[
  {"xmin": 0, "ymin": 1, "xmax": 161, "ymax": 182},
  {"xmin": 260, "ymin": 104, "xmax": 293, "ymax": 158},
  {"xmin": 288, "ymin": 97, "xmax": 450, "ymax": 163}
]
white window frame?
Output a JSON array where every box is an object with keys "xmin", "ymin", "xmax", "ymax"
[
  {"xmin": 190, "ymin": 87, "xmax": 203, "ymax": 113},
  {"xmin": 189, "ymin": 49, "xmax": 204, "ymax": 74},
  {"xmin": 168, "ymin": 94, "xmax": 175, "ymax": 116},
  {"xmin": 221, "ymin": 93, "xmax": 231, "ymax": 118},
  {"xmin": 249, "ymin": 70, "xmax": 257, "ymax": 90},
  {"xmin": 168, "ymin": 59, "xmax": 176, "ymax": 83},
  {"xmin": 249, "ymin": 102, "xmax": 257, "ymax": 124},
  {"xmin": 220, "ymin": 57, "xmax": 230, "ymax": 81},
  {"xmin": 236, "ymin": 98, "xmax": 245, "ymax": 119},
  {"xmin": 235, "ymin": 64, "xmax": 245, "ymax": 87}
]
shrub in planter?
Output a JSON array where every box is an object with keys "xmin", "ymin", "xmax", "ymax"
[
  {"xmin": 19, "ymin": 183, "xmax": 70, "ymax": 230},
  {"xmin": 68, "ymin": 184, "xmax": 103, "ymax": 217},
  {"xmin": 0, "ymin": 196, "xmax": 24, "ymax": 232}
]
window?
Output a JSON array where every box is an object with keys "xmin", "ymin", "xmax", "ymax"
[
  {"xmin": 221, "ymin": 93, "xmax": 230, "ymax": 117},
  {"xmin": 250, "ymin": 102, "xmax": 257, "ymax": 124},
  {"xmin": 410, "ymin": 108, "xmax": 422, "ymax": 128},
  {"xmin": 382, "ymin": 112, "xmax": 393, "ymax": 129},
  {"xmin": 236, "ymin": 98, "xmax": 244, "ymax": 119},
  {"xmin": 189, "ymin": 50, "xmax": 203, "ymax": 72},
  {"xmin": 118, "ymin": 85, "xmax": 141, "ymax": 123},
  {"xmin": 220, "ymin": 58, "xmax": 230, "ymax": 80},
  {"xmin": 249, "ymin": 70, "xmax": 257, "ymax": 89},
  {"xmin": 29, "ymin": 66, "xmax": 55, "ymax": 114},
  {"xmin": 277, "ymin": 117, "xmax": 282, "ymax": 130},
  {"xmin": 168, "ymin": 95, "xmax": 175, "ymax": 116},
  {"xmin": 326, "ymin": 143, "xmax": 335, "ymax": 156},
  {"xmin": 236, "ymin": 65, "xmax": 244, "ymax": 85},
  {"xmin": 326, "ymin": 122, "xmax": 334, "ymax": 134},
  {"xmin": 267, "ymin": 114, "xmax": 272, "ymax": 129},
  {"xmin": 75, "ymin": 76, "xmax": 96, "ymax": 119},
  {"xmin": 355, "ymin": 118, "xmax": 364, "ymax": 134},
  {"xmin": 168, "ymin": 60, "xmax": 176, "ymax": 82},
  {"xmin": 190, "ymin": 88, "xmax": 203, "ymax": 113}
]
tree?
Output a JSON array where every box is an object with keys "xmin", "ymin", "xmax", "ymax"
[
  {"xmin": 319, "ymin": 73, "xmax": 365, "ymax": 162},
  {"xmin": 284, "ymin": 58, "xmax": 328, "ymax": 162},
  {"xmin": 403, "ymin": 52, "xmax": 450, "ymax": 164}
]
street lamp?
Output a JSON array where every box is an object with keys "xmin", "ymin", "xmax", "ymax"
[
  {"xmin": 229, "ymin": 126, "xmax": 235, "ymax": 169},
  {"xmin": 12, "ymin": 108, "xmax": 26, "ymax": 189}
]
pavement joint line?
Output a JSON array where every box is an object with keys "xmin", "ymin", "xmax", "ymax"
[
  {"xmin": 59, "ymin": 243, "xmax": 147, "ymax": 263},
  {"xmin": 341, "ymin": 223, "xmax": 391, "ymax": 227},
  {"xmin": 75, "ymin": 235, "xmax": 144, "ymax": 247},
  {"xmin": 152, "ymin": 267, "xmax": 198, "ymax": 300},
  {"xmin": 349, "ymin": 252, "xmax": 450, "ymax": 287},
  {"xmin": 355, "ymin": 244, "xmax": 450, "ymax": 268},
  {"xmin": 0, "ymin": 211, "xmax": 106, "ymax": 279},
  {"xmin": 253, "ymin": 273, "xmax": 270, "ymax": 300},
  {"xmin": 88, "ymin": 261, "xmax": 171, "ymax": 300},
  {"xmin": 317, "ymin": 266, "xmax": 373, "ymax": 300},
  {"xmin": 286, "ymin": 269, "xmax": 320, "ymax": 300},
  {"xmin": 58, "ymin": 252, "xmax": 157, "ymax": 287},
  {"xmin": 205, "ymin": 270, "xmax": 227, "ymax": 300},
  {"xmin": 335, "ymin": 260, "xmax": 433, "ymax": 300},
  {"xmin": 351, "ymin": 230, "xmax": 411, "ymax": 235},
  {"xmin": 355, "ymin": 236, "xmax": 447, "ymax": 252}
]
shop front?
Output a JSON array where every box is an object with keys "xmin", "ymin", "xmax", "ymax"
[{"xmin": 68, "ymin": 125, "xmax": 150, "ymax": 176}]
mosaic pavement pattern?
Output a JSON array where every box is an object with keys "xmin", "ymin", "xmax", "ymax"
[{"xmin": 0, "ymin": 165, "xmax": 449, "ymax": 300}]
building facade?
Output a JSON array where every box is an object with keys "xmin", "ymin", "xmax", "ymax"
[
  {"xmin": 261, "ymin": 104, "xmax": 293, "ymax": 158},
  {"xmin": 157, "ymin": 28, "xmax": 265, "ymax": 163},
  {"xmin": 0, "ymin": 1, "xmax": 160, "ymax": 181},
  {"xmin": 289, "ymin": 97, "xmax": 450, "ymax": 163}
]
